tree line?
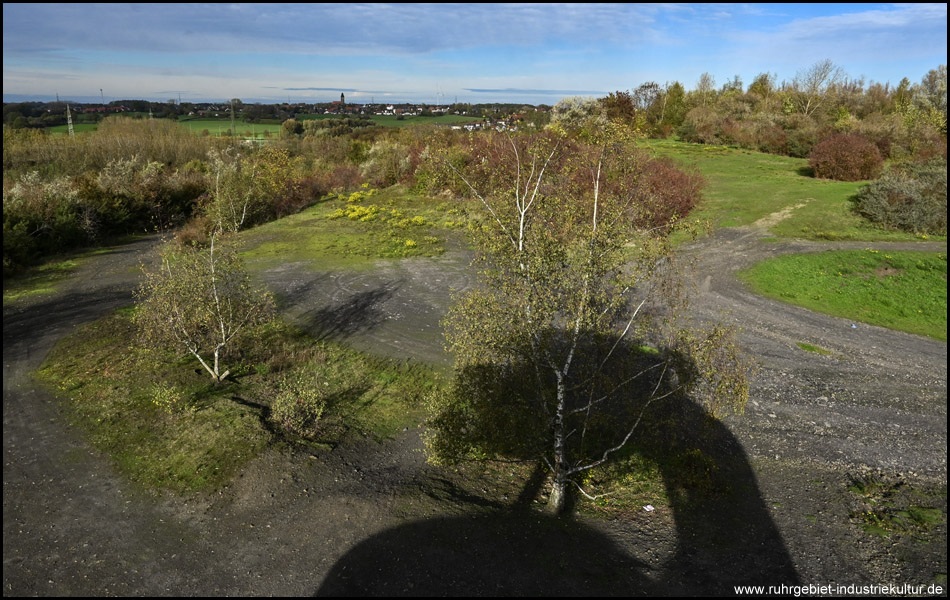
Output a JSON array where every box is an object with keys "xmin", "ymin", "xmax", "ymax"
[{"xmin": 599, "ymin": 61, "xmax": 946, "ymax": 162}]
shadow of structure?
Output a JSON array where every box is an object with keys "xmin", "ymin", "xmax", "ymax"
[
  {"xmin": 315, "ymin": 341, "xmax": 800, "ymax": 595},
  {"xmin": 315, "ymin": 402, "xmax": 798, "ymax": 596},
  {"xmin": 316, "ymin": 510, "xmax": 656, "ymax": 596},
  {"xmin": 641, "ymin": 393, "xmax": 801, "ymax": 593}
]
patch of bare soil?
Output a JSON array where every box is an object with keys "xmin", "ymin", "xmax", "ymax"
[
  {"xmin": 3, "ymin": 227, "xmax": 946, "ymax": 596},
  {"xmin": 752, "ymin": 201, "xmax": 810, "ymax": 230}
]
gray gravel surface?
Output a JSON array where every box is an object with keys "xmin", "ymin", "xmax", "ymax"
[{"xmin": 3, "ymin": 225, "xmax": 946, "ymax": 596}]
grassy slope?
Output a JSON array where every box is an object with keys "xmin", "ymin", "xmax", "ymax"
[
  {"xmin": 643, "ymin": 139, "xmax": 942, "ymax": 242},
  {"xmin": 239, "ymin": 185, "xmax": 466, "ymax": 271},
  {"xmin": 3, "ymin": 246, "xmax": 118, "ymax": 304},
  {"xmin": 646, "ymin": 139, "xmax": 946, "ymax": 339},
  {"xmin": 737, "ymin": 250, "xmax": 947, "ymax": 341}
]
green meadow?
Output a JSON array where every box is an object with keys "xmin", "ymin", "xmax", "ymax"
[
  {"xmin": 176, "ymin": 118, "xmax": 283, "ymax": 138},
  {"xmin": 45, "ymin": 113, "xmax": 482, "ymax": 137},
  {"xmin": 240, "ymin": 184, "xmax": 466, "ymax": 271},
  {"xmin": 643, "ymin": 139, "xmax": 940, "ymax": 242},
  {"xmin": 737, "ymin": 250, "xmax": 947, "ymax": 341}
]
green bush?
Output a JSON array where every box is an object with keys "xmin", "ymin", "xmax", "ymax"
[
  {"xmin": 781, "ymin": 114, "xmax": 820, "ymax": 158},
  {"xmin": 853, "ymin": 159, "xmax": 947, "ymax": 235},
  {"xmin": 270, "ymin": 373, "xmax": 327, "ymax": 438},
  {"xmin": 808, "ymin": 133, "xmax": 884, "ymax": 181},
  {"xmin": 3, "ymin": 172, "xmax": 85, "ymax": 271}
]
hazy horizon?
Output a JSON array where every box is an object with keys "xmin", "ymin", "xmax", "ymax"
[{"xmin": 4, "ymin": 3, "xmax": 947, "ymax": 106}]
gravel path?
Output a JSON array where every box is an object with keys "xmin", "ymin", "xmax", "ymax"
[{"xmin": 3, "ymin": 222, "xmax": 946, "ymax": 595}]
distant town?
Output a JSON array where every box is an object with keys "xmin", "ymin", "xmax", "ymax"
[{"xmin": 2, "ymin": 96, "xmax": 551, "ymax": 132}]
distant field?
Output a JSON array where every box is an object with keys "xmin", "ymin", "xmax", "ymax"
[
  {"xmin": 44, "ymin": 113, "xmax": 482, "ymax": 137},
  {"xmin": 175, "ymin": 118, "xmax": 283, "ymax": 138},
  {"xmin": 45, "ymin": 123, "xmax": 101, "ymax": 135},
  {"xmin": 643, "ymin": 139, "xmax": 942, "ymax": 243}
]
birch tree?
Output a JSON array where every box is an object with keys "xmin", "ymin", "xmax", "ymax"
[
  {"xmin": 425, "ymin": 129, "xmax": 749, "ymax": 515},
  {"xmin": 205, "ymin": 147, "xmax": 294, "ymax": 232},
  {"xmin": 792, "ymin": 59, "xmax": 845, "ymax": 117},
  {"xmin": 135, "ymin": 232, "xmax": 274, "ymax": 382}
]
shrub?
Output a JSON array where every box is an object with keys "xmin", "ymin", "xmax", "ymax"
[
  {"xmin": 808, "ymin": 133, "xmax": 884, "ymax": 181},
  {"xmin": 134, "ymin": 234, "xmax": 275, "ymax": 382},
  {"xmin": 635, "ymin": 157, "xmax": 706, "ymax": 230},
  {"xmin": 678, "ymin": 107, "xmax": 721, "ymax": 145},
  {"xmin": 852, "ymin": 113, "xmax": 901, "ymax": 159},
  {"xmin": 270, "ymin": 373, "xmax": 327, "ymax": 438},
  {"xmin": 174, "ymin": 214, "xmax": 214, "ymax": 247},
  {"xmin": 756, "ymin": 124, "xmax": 788, "ymax": 155},
  {"xmin": 312, "ymin": 164, "xmax": 361, "ymax": 193},
  {"xmin": 910, "ymin": 135, "xmax": 948, "ymax": 162},
  {"xmin": 270, "ymin": 176, "xmax": 327, "ymax": 218},
  {"xmin": 360, "ymin": 140, "xmax": 413, "ymax": 188},
  {"xmin": 853, "ymin": 159, "xmax": 947, "ymax": 235},
  {"xmin": 781, "ymin": 114, "xmax": 820, "ymax": 158},
  {"xmin": 151, "ymin": 383, "xmax": 190, "ymax": 415},
  {"xmin": 3, "ymin": 172, "xmax": 84, "ymax": 271}
]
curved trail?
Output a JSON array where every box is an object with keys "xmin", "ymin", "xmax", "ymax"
[
  {"xmin": 683, "ymin": 228, "xmax": 947, "ymax": 475},
  {"xmin": 3, "ymin": 223, "xmax": 946, "ymax": 594}
]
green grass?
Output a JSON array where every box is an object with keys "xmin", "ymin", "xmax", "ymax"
[
  {"xmin": 847, "ymin": 474, "xmax": 947, "ymax": 540},
  {"xmin": 35, "ymin": 310, "xmax": 439, "ymax": 493},
  {"xmin": 46, "ymin": 118, "xmax": 282, "ymax": 139},
  {"xmin": 2, "ymin": 245, "xmax": 116, "ymax": 304},
  {"xmin": 643, "ymin": 139, "xmax": 943, "ymax": 242},
  {"xmin": 737, "ymin": 250, "xmax": 947, "ymax": 340},
  {"xmin": 369, "ymin": 114, "xmax": 484, "ymax": 128},
  {"xmin": 3, "ymin": 259, "xmax": 81, "ymax": 304},
  {"xmin": 239, "ymin": 184, "xmax": 466, "ymax": 270},
  {"xmin": 44, "ymin": 123, "xmax": 101, "ymax": 135},
  {"xmin": 796, "ymin": 342, "xmax": 834, "ymax": 356},
  {"xmin": 175, "ymin": 118, "xmax": 282, "ymax": 138}
]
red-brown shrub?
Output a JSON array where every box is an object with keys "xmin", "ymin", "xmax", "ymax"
[
  {"xmin": 655, "ymin": 123, "xmax": 674, "ymax": 138},
  {"xmin": 912, "ymin": 135, "xmax": 948, "ymax": 162},
  {"xmin": 635, "ymin": 157, "xmax": 706, "ymax": 229},
  {"xmin": 174, "ymin": 213, "xmax": 213, "ymax": 247},
  {"xmin": 756, "ymin": 125, "xmax": 788, "ymax": 155},
  {"xmin": 808, "ymin": 133, "xmax": 884, "ymax": 181}
]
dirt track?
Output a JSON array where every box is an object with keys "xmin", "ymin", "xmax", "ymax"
[{"xmin": 3, "ymin": 223, "xmax": 946, "ymax": 595}]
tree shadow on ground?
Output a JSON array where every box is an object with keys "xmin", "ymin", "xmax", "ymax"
[
  {"xmin": 315, "ymin": 337, "xmax": 800, "ymax": 596},
  {"xmin": 795, "ymin": 165, "xmax": 815, "ymax": 178},
  {"xmin": 298, "ymin": 283, "xmax": 399, "ymax": 343}
]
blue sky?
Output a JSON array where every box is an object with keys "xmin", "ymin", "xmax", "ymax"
[{"xmin": 3, "ymin": 3, "xmax": 946, "ymax": 105}]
